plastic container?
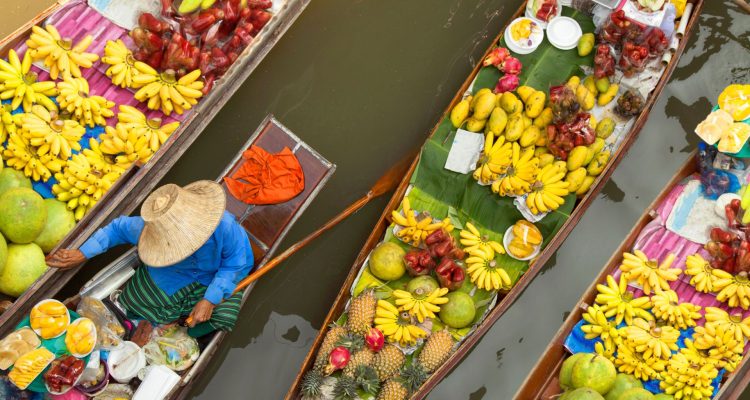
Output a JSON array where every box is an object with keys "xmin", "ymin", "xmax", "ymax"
[
  {"xmin": 504, "ymin": 17, "xmax": 545, "ymax": 55},
  {"xmin": 75, "ymin": 358, "xmax": 110, "ymax": 397},
  {"xmin": 107, "ymin": 341, "xmax": 145, "ymax": 384},
  {"xmin": 525, "ymin": 0, "xmax": 562, "ymax": 26},
  {"xmin": 545, "ymin": 16, "xmax": 582, "ymax": 50},
  {"xmin": 710, "ymin": 105, "xmax": 750, "ymax": 157},
  {"xmin": 45, "ymin": 356, "xmax": 85, "ymax": 395},
  {"xmin": 0, "ymin": 327, "xmax": 41, "ymax": 370}
]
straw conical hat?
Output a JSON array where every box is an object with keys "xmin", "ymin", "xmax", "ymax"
[{"xmin": 138, "ymin": 181, "xmax": 226, "ymax": 267}]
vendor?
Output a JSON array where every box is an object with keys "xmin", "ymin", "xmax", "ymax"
[{"xmin": 46, "ymin": 180, "xmax": 254, "ymax": 338}]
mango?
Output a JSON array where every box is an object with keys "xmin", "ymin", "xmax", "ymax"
[
  {"xmin": 520, "ymin": 126, "xmax": 541, "ymax": 147},
  {"xmin": 450, "ymin": 97, "xmax": 471, "ymax": 128},
  {"xmin": 486, "ymin": 107, "xmax": 508, "ymax": 136},
  {"xmin": 473, "ymin": 92, "xmax": 497, "ymax": 120},
  {"xmin": 585, "ymin": 138, "xmax": 605, "ymax": 165},
  {"xmin": 595, "ymin": 77, "xmax": 610, "ymax": 94},
  {"xmin": 565, "ymin": 168, "xmax": 587, "ymax": 192},
  {"xmin": 567, "ymin": 146, "xmax": 589, "ymax": 171},
  {"xmin": 576, "ymin": 176, "xmax": 596, "ymax": 196},
  {"xmin": 567, "ymin": 76, "xmax": 581, "ymax": 91},
  {"xmin": 577, "ymin": 33, "xmax": 595, "ymax": 57},
  {"xmin": 534, "ymin": 107, "xmax": 553, "ymax": 128},
  {"xmin": 534, "ymin": 147, "xmax": 549, "ymax": 157},
  {"xmin": 465, "ymin": 117, "xmax": 486, "ymax": 132},
  {"xmin": 587, "ymin": 151, "xmax": 611, "ymax": 176},
  {"xmin": 553, "ymin": 160, "xmax": 568, "ymax": 172},
  {"xmin": 596, "ymin": 117, "xmax": 616, "ymax": 139},
  {"xmin": 583, "ymin": 76, "xmax": 597, "ymax": 96},
  {"xmin": 576, "ymin": 85, "xmax": 595, "ymax": 111},
  {"xmin": 521, "ymin": 115, "xmax": 533, "ymax": 129},
  {"xmin": 499, "ymin": 92, "xmax": 522, "ymax": 114},
  {"xmin": 517, "ymin": 86, "xmax": 536, "ymax": 103},
  {"xmin": 525, "ymin": 91, "xmax": 546, "ymax": 118},
  {"xmin": 598, "ymin": 83, "xmax": 619, "ymax": 106},
  {"xmin": 504, "ymin": 116, "xmax": 524, "ymax": 142},
  {"xmin": 538, "ymin": 153, "xmax": 555, "ymax": 168},
  {"xmin": 535, "ymin": 132, "xmax": 548, "ymax": 147},
  {"xmin": 470, "ymin": 88, "xmax": 492, "ymax": 110}
]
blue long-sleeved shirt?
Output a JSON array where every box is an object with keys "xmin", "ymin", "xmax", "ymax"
[{"xmin": 79, "ymin": 211, "xmax": 254, "ymax": 304}]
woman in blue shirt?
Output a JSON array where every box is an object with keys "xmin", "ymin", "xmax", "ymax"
[{"xmin": 46, "ymin": 181, "xmax": 254, "ymax": 337}]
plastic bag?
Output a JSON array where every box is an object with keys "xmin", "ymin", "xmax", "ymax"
[
  {"xmin": 697, "ymin": 142, "xmax": 740, "ymax": 199},
  {"xmin": 143, "ymin": 326, "xmax": 200, "ymax": 371},
  {"xmin": 76, "ymin": 297, "xmax": 125, "ymax": 351},
  {"xmin": 0, "ymin": 327, "xmax": 40, "ymax": 370}
]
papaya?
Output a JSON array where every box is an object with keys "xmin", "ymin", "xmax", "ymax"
[
  {"xmin": 587, "ymin": 151, "xmax": 611, "ymax": 176},
  {"xmin": 577, "ymin": 33, "xmax": 595, "ymax": 57},
  {"xmin": 450, "ymin": 97, "xmax": 471, "ymax": 128},
  {"xmin": 583, "ymin": 76, "xmax": 597, "ymax": 96},
  {"xmin": 596, "ymin": 117, "xmax": 616, "ymax": 139},
  {"xmin": 517, "ymin": 86, "xmax": 536, "ymax": 103}
]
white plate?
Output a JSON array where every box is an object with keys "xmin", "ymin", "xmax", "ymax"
[
  {"xmin": 504, "ymin": 19, "xmax": 544, "ymax": 55},
  {"xmin": 66, "ymin": 317, "xmax": 98, "ymax": 358},
  {"xmin": 503, "ymin": 226, "xmax": 541, "ymax": 261},
  {"xmin": 546, "ymin": 16, "xmax": 582, "ymax": 50},
  {"xmin": 30, "ymin": 299, "xmax": 70, "ymax": 340}
]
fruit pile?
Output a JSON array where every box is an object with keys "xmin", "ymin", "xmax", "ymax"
[
  {"xmin": 481, "ymin": 47, "xmax": 522, "ymax": 93},
  {"xmin": 391, "ymin": 198, "xmax": 453, "ymax": 247},
  {"xmin": 126, "ymin": 0, "xmax": 273, "ymax": 94},
  {"xmin": 598, "ymin": 10, "xmax": 669, "ymax": 77}
]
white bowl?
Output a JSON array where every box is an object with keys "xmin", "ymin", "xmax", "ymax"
[
  {"xmin": 107, "ymin": 341, "xmax": 146, "ymax": 384},
  {"xmin": 503, "ymin": 226, "xmax": 541, "ymax": 261},
  {"xmin": 30, "ymin": 299, "xmax": 70, "ymax": 339},
  {"xmin": 546, "ymin": 16, "xmax": 582, "ymax": 50},
  {"xmin": 66, "ymin": 317, "xmax": 98, "ymax": 358}
]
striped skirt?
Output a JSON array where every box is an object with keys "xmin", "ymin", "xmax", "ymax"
[{"xmin": 119, "ymin": 267, "xmax": 243, "ymax": 334}]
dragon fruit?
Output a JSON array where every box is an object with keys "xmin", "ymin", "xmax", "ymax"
[
  {"xmin": 495, "ymin": 74, "xmax": 520, "ymax": 93},
  {"xmin": 365, "ymin": 327, "xmax": 385, "ymax": 352},
  {"xmin": 501, "ymin": 56, "xmax": 522, "ymax": 75},
  {"xmin": 482, "ymin": 47, "xmax": 510, "ymax": 67},
  {"xmin": 324, "ymin": 346, "xmax": 350, "ymax": 374}
]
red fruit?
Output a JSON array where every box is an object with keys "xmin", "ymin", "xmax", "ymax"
[
  {"xmin": 738, "ymin": 252, "xmax": 750, "ymax": 273},
  {"xmin": 192, "ymin": 13, "xmax": 219, "ymax": 33},
  {"xmin": 722, "ymin": 257, "xmax": 737, "ymax": 274},
  {"xmin": 139, "ymin": 13, "xmax": 168, "ymax": 33},
  {"xmin": 494, "ymin": 74, "xmax": 520, "ymax": 94},
  {"xmin": 500, "ymin": 56, "xmax": 522, "ymax": 75},
  {"xmin": 710, "ymin": 227, "xmax": 735, "ymax": 244},
  {"xmin": 425, "ymin": 229, "xmax": 447, "ymax": 246},
  {"xmin": 365, "ymin": 327, "xmax": 385, "ymax": 352},
  {"xmin": 147, "ymin": 51, "xmax": 164, "ymax": 70},
  {"xmin": 248, "ymin": 0, "xmax": 273, "ymax": 8},
  {"xmin": 435, "ymin": 258, "xmax": 464, "ymax": 290},
  {"xmin": 325, "ymin": 346, "xmax": 350, "ymax": 374},
  {"xmin": 433, "ymin": 240, "xmax": 453, "ymax": 258},
  {"xmin": 404, "ymin": 251, "xmax": 429, "ymax": 276},
  {"xmin": 482, "ymin": 47, "xmax": 510, "ymax": 67},
  {"xmin": 202, "ymin": 73, "xmax": 216, "ymax": 94},
  {"xmin": 250, "ymin": 9, "xmax": 271, "ymax": 30},
  {"xmin": 417, "ymin": 250, "xmax": 435, "ymax": 269},
  {"xmin": 161, "ymin": 0, "xmax": 175, "ymax": 16}
]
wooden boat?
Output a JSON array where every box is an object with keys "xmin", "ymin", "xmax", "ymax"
[
  {"xmin": 286, "ymin": 1, "xmax": 704, "ymax": 398},
  {"xmin": 0, "ymin": 0, "xmax": 310, "ymax": 335},
  {"xmin": 49, "ymin": 115, "xmax": 334, "ymax": 399},
  {"xmin": 516, "ymin": 147, "xmax": 750, "ymax": 400}
]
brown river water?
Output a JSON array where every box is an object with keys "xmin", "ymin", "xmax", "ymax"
[{"xmin": 3, "ymin": 0, "xmax": 750, "ymax": 399}]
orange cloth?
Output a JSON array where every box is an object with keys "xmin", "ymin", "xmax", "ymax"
[{"xmin": 224, "ymin": 146, "xmax": 305, "ymax": 205}]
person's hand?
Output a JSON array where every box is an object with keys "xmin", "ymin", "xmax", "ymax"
[
  {"xmin": 45, "ymin": 249, "xmax": 87, "ymax": 270},
  {"xmin": 188, "ymin": 299, "xmax": 215, "ymax": 327}
]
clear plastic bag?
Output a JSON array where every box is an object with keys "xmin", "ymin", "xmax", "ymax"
[
  {"xmin": 143, "ymin": 326, "xmax": 200, "ymax": 371},
  {"xmin": 76, "ymin": 297, "xmax": 125, "ymax": 351}
]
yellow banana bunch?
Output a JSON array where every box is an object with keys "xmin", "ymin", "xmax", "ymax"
[
  {"xmin": 659, "ymin": 353, "xmax": 718, "ymax": 399},
  {"xmin": 0, "ymin": 49, "xmax": 58, "ymax": 111},
  {"xmin": 703, "ymin": 306, "xmax": 750, "ymax": 341},
  {"xmin": 21, "ymin": 105, "xmax": 85, "ymax": 159},
  {"xmin": 712, "ymin": 270, "xmax": 750, "ymax": 309},
  {"xmin": 684, "ymin": 253, "xmax": 715, "ymax": 293},
  {"xmin": 0, "ymin": 104, "xmax": 17, "ymax": 144},
  {"xmin": 101, "ymin": 40, "xmax": 139, "ymax": 89},
  {"xmin": 594, "ymin": 274, "xmax": 653, "ymax": 325},
  {"xmin": 373, "ymin": 300, "xmax": 427, "ymax": 347},
  {"xmin": 52, "ymin": 154, "xmax": 121, "ymax": 220},
  {"xmin": 580, "ymin": 304, "xmax": 622, "ymax": 354},
  {"xmin": 116, "ymin": 105, "xmax": 180, "ymax": 154},
  {"xmin": 2, "ymin": 132, "xmax": 64, "ymax": 181},
  {"xmin": 526, "ymin": 163, "xmax": 570, "ymax": 214},
  {"xmin": 473, "ymin": 134, "xmax": 512, "ymax": 184},
  {"xmin": 623, "ymin": 318, "xmax": 679, "ymax": 360},
  {"xmin": 391, "ymin": 197, "xmax": 450, "ymax": 247},
  {"xmin": 98, "ymin": 123, "xmax": 153, "ymax": 164},
  {"xmin": 26, "ymin": 24, "xmax": 98, "ymax": 80},
  {"xmin": 465, "ymin": 246, "xmax": 512, "ymax": 291},
  {"xmin": 132, "ymin": 64, "xmax": 204, "ymax": 116},
  {"xmin": 392, "ymin": 287, "xmax": 449, "ymax": 323},
  {"xmin": 614, "ymin": 341, "xmax": 665, "ymax": 381},
  {"xmin": 82, "ymin": 138, "xmax": 133, "ymax": 176},
  {"xmin": 650, "ymin": 289, "xmax": 701, "ymax": 330},
  {"xmin": 491, "ymin": 142, "xmax": 538, "ymax": 196},
  {"xmin": 692, "ymin": 323, "xmax": 744, "ymax": 371},
  {"xmin": 594, "ymin": 341, "xmax": 616, "ymax": 363},
  {"xmin": 619, "ymin": 250, "xmax": 679, "ymax": 295},
  {"xmin": 56, "ymin": 77, "xmax": 115, "ymax": 127},
  {"xmin": 459, "ymin": 221, "xmax": 504, "ymax": 254},
  {"xmin": 680, "ymin": 339, "xmax": 720, "ymax": 368}
]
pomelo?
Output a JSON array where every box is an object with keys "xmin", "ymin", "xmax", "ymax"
[
  {"xmin": 0, "ymin": 169, "xmax": 32, "ymax": 197},
  {"xmin": 559, "ymin": 353, "xmax": 590, "ymax": 390},
  {"xmin": 0, "ymin": 188, "xmax": 47, "ymax": 244},
  {"xmin": 562, "ymin": 387, "xmax": 605, "ymax": 400},
  {"xmin": 0, "ymin": 234, "xmax": 6, "ymax": 270},
  {"xmin": 618, "ymin": 388, "xmax": 654, "ymax": 400},
  {"xmin": 34, "ymin": 199, "xmax": 76, "ymax": 253},
  {"xmin": 604, "ymin": 373, "xmax": 643, "ymax": 400},
  {"xmin": 368, "ymin": 242, "xmax": 406, "ymax": 281},
  {"xmin": 652, "ymin": 394, "xmax": 674, "ymax": 400},
  {"xmin": 406, "ymin": 275, "xmax": 439, "ymax": 296},
  {"xmin": 0, "ymin": 243, "xmax": 47, "ymax": 297},
  {"xmin": 439, "ymin": 291, "xmax": 476, "ymax": 328},
  {"xmin": 571, "ymin": 353, "xmax": 616, "ymax": 394}
]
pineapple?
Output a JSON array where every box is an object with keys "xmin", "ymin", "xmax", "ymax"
[
  {"xmin": 353, "ymin": 365, "xmax": 381, "ymax": 396},
  {"xmin": 347, "ymin": 290, "xmax": 377, "ymax": 336},
  {"xmin": 372, "ymin": 344, "xmax": 406, "ymax": 381},
  {"xmin": 333, "ymin": 375, "xmax": 358, "ymax": 400},
  {"xmin": 313, "ymin": 325, "xmax": 347, "ymax": 371},
  {"xmin": 377, "ymin": 379, "xmax": 408, "ymax": 400},
  {"xmin": 417, "ymin": 330, "xmax": 454, "ymax": 373},
  {"xmin": 343, "ymin": 348, "xmax": 374, "ymax": 377},
  {"xmin": 300, "ymin": 369, "xmax": 324, "ymax": 398},
  {"xmin": 399, "ymin": 363, "xmax": 428, "ymax": 393},
  {"xmin": 335, "ymin": 332, "xmax": 365, "ymax": 353}
]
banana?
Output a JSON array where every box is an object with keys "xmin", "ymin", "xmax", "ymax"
[
  {"xmin": 623, "ymin": 317, "xmax": 679, "ymax": 360},
  {"xmin": 0, "ymin": 49, "xmax": 58, "ymax": 112},
  {"xmin": 26, "ymin": 24, "xmax": 98, "ymax": 80},
  {"xmin": 580, "ymin": 304, "xmax": 622, "ymax": 354},
  {"xmin": 392, "ymin": 287, "xmax": 449, "ymax": 323},
  {"xmin": 525, "ymin": 163, "xmax": 570, "ymax": 215},
  {"xmin": 2, "ymin": 131, "xmax": 64, "ymax": 182},
  {"xmin": 465, "ymin": 246, "xmax": 512, "ymax": 291},
  {"xmin": 473, "ymin": 134, "xmax": 512, "ymax": 184},
  {"xmin": 692, "ymin": 323, "xmax": 745, "ymax": 369},
  {"xmin": 0, "ymin": 104, "xmax": 17, "ymax": 144},
  {"xmin": 491, "ymin": 142, "xmax": 539, "ymax": 197},
  {"xmin": 56, "ymin": 77, "xmax": 115, "ymax": 127},
  {"xmin": 373, "ymin": 300, "xmax": 427, "ymax": 347},
  {"xmin": 684, "ymin": 253, "xmax": 715, "ymax": 293},
  {"xmin": 614, "ymin": 341, "xmax": 666, "ymax": 381},
  {"xmin": 101, "ymin": 39, "xmax": 139, "ymax": 88},
  {"xmin": 459, "ymin": 221, "xmax": 505, "ymax": 254},
  {"xmin": 703, "ymin": 306, "xmax": 750, "ymax": 342},
  {"xmin": 390, "ymin": 197, "xmax": 449, "ymax": 247},
  {"xmin": 711, "ymin": 270, "xmax": 750, "ymax": 310},
  {"xmin": 594, "ymin": 274, "xmax": 653, "ymax": 326},
  {"xmin": 52, "ymin": 153, "xmax": 122, "ymax": 221},
  {"xmin": 618, "ymin": 250, "xmax": 680, "ymax": 295},
  {"xmin": 650, "ymin": 289, "xmax": 701, "ymax": 330},
  {"xmin": 659, "ymin": 353, "xmax": 719, "ymax": 399},
  {"xmin": 131, "ymin": 64, "xmax": 204, "ymax": 116},
  {"xmin": 21, "ymin": 105, "xmax": 85, "ymax": 160}
]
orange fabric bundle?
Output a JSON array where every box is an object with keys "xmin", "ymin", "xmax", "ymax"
[{"xmin": 224, "ymin": 146, "xmax": 305, "ymax": 205}]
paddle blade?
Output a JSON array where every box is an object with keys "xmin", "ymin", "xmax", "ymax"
[{"xmin": 370, "ymin": 149, "xmax": 419, "ymax": 197}]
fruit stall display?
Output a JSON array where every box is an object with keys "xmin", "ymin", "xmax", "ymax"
[
  {"xmin": 297, "ymin": 3, "xmax": 691, "ymax": 399},
  {"xmin": 0, "ymin": 0, "xmax": 276, "ymax": 302},
  {"xmin": 547, "ymin": 87, "xmax": 750, "ymax": 400}
]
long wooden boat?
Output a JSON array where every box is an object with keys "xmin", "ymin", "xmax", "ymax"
[
  {"xmin": 516, "ymin": 145, "xmax": 750, "ymax": 400},
  {"xmin": 43, "ymin": 115, "xmax": 334, "ymax": 399},
  {"xmin": 0, "ymin": 0, "xmax": 310, "ymax": 335},
  {"xmin": 286, "ymin": 1, "xmax": 704, "ymax": 398}
]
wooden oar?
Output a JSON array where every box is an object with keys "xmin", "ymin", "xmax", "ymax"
[{"xmin": 186, "ymin": 151, "xmax": 417, "ymax": 325}]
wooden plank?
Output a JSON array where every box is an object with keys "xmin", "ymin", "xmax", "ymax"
[{"xmin": 285, "ymin": 0, "xmax": 705, "ymax": 398}]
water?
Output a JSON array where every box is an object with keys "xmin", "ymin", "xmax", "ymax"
[{"xmin": 4, "ymin": 0, "xmax": 748, "ymax": 398}]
